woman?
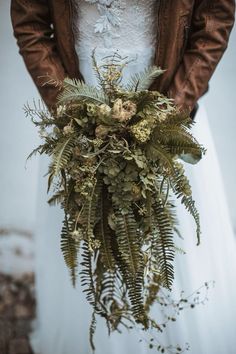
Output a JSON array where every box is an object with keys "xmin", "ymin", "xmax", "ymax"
[{"xmin": 11, "ymin": 1, "xmax": 236, "ymax": 353}]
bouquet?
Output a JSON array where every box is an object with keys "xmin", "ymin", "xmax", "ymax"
[{"xmin": 25, "ymin": 50, "xmax": 206, "ymax": 352}]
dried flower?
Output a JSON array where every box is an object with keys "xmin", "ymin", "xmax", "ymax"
[
  {"xmin": 86, "ymin": 102, "xmax": 98, "ymax": 116},
  {"xmin": 111, "ymin": 98, "xmax": 123, "ymax": 120},
  {"xmin": 56, "ymin": 104, "xmax": 66, "ymax": 117},
  {"xmin": 70, "ymin": 229, "xmax": 83, "ymax": 242},
  {"xmin": 95, "ymin": 124, "xmax": 110, "ymax": 139},
  {"xmin": 63, "ymin": 124, "xmax": 74, "ymax": 135},
  {"xmin": 89, "ymin": 239, "xmax": 101, "ymax": 252},
  {"xmin": 157, "ymin": 111, "xmax": 168, "ymax": 122},
  {"xmin": 122, "ymin": 100, "xmax": 137, "ymax": 117},
  {"xmin": 92, "ymin": 138, "xmax": 104, "ymax": 148},
  {"xmin": 130, "ymin": 119, "xmax": 151, "ymax": 143},
  {"xmin": 111, "ymin": 98, "xmax": 137, "ymax": 122},
  {"xmin": 131, "ymin": 183, "xmax": 142, "ymax": 201},
  {"xmin": 98, "ymin": 103, "xmax": 111, "ymax": 117}
]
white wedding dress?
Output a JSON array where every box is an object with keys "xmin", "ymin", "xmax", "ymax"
[{"xmin": 31, "ymin": 1, "xmax": 236, "ymax": 353}]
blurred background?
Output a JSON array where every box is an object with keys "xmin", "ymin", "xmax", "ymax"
[{"xmin": 0, "ymin": 1, "xmax": 235, "ymax": 353}]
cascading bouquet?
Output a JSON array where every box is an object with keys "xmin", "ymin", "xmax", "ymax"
[{"xmin": 25, "ymin": 50, "xmax": 206, "ymax": 352}]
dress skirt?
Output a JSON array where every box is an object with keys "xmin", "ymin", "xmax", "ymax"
[{"xmin": 30, "ymin": 101, "xmax": 236, "ymax": 354}]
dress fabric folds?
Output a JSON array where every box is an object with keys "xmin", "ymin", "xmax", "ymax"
[{"xmin": 30, "ymin": 1, "xmax": 236, "ymax": 353}]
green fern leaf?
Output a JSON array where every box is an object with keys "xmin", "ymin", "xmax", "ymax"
[
  {"xmin": 115, "ymin": 209, "xmax": 141, "ymax": 276},
  {"xmin": 182, "ymin": 195, "xmax": 201, "ymax": 245},
  {"xmin": 58, "ymin": 78, "xmax": 109, "ymax": 105},
  {"xmin": 89, "ymin": 310, "xmax": 97, "ymax": 352},
  {"xmin": 142, "ymin": 191, "xmax": 153, "ymax": 235},
  {"xmin": 152, "ymin": 197, "xmax": 175, "ymax": 290},
  {"xmin": 26, "ymin": 145, "xmax": 45, "ymax": 162},
  {"xmin": 51, "ymin": 135, "xmax": 76, "ymax": 176},
  {"xmin": 80, "ymin": 176, "xmax": 103, "ymax": 246},
  {"xmin": 145, "ymin": 142, "xmax": 175, "ymax": 174},
  {"xmin": 170, "ymin": 162, "xmax": 201, "ymax": 245},
  {"xmin": 128, "ymin": 265, "xmax": 148, "ymax": 327},
  {"xmin": 47, "ymin": 190, "xmax": 64, "ymax": 206},
  {"xmin": 80, "ymin": 240, "xmax": 96, "ymax": 306},
  {"xmin": 159, "ymin": 125, "xmax": 200, "ymax": 145},
  {"xmin": 60, "ymin": 214, "xmax": 78, "ymax": 286},
  {"xmin": 94, "ymin": 184, "xmax": 116, "ymax": 271},
  {"xmin": 164, "ymin": 110, "xmax": 194, "ymax": 128},
  {"xmin": 91, "ymin": 48, "xmax": 106, "ymax": 92},
  {"xmin": 125, "ymin": 65, "xmax": 165, "ymax": 92},
  {"xmin": 98, "ymin": 268, "xmax": 116, "ymax": 303},
  {"xmin": 162, "ymin": 126, "xmax": 206, "ymax": 163},
  {"xmin": 114, "ymin": 209, "xmax": 148, "ymax": 325}
]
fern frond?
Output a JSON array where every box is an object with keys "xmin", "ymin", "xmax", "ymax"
[
  {"xmin": 51, "ymin": 135, "xmax": 76, "ymax": 176},
  {"xmin": 145, "ymin": 142, "xmax": 174, "ymax": 174},
  {"xmin": 125, "ymin": 65, "xmax": 165, "ymax": 92},
  {"xmin": 80, "ymin": 176, "xmax": 103, "ymax": 246},
  {"xmin": 172, "ymin": 145, "xmax": 203, "ymax": 161},
  {"xmin": 89, "ymin": 310, "xmax": 97, "ymax": 352},
  {"xmin": 26, "ymin": 141, "xmax": 55, "ymax": 168},
  {"xmin": 169, "ymin": 162, "xmax": 192, "ymax": 199},
  {"xmin": 164, "ymin": 199, "xmax": 184, "ymax": 239},
  {"xmin": 157, "ymin": 126, "xmax": 204, "ymax": 164},
  {"xmin": 164, "ymin": 110, "xmax": 194, "ymax": 128},
  {"xmin": 114, "ymin": 209, "xmax": 147, "ymax": 325},
  {"xmin": 58, "ymin": 78, "xmax": 109, "ymax": 105},
  {"xmin": 60, "ymin": 214, "xmax": 78, "ymax": 286},
  {"xmin": 142, "ymin": 191, "xmax": 153, "ymax": 236},
  {"xmin": 26, "ymin": 145, "xmax": 45, "ymax": 161},
  {"xmin": 160, "ymin": 125, "xmax": 200, "ymax": 146},
  {"xmin": 98, "ymin": 268, "xmax": 116, "ymax": 303},
  {"xmin": 91, "ymin": 48, "xmax": 106, "ymax": 92},
  {"xmin": 80, "ymin": 240, "xmax": 96, "ymax": 305},
  {"xmin": 152, "ymin": 197, "xmax": 175, "ymax": 290},
  {"xmin": 128, "ymin": 264, "xmax": 148, "ymax": 327},
  {"xmin": 93, "ymin": 257, "xmax": 115, "ymax": 322},
  {"xmin": 164, "ymin": 199, "xmax": 179, "ymax": 229},
  {"xmin": 94, "ymin": 184, "xmax": 116, "ymax": 271},
  {"xmin": 47, "ymin": 190, "xmax": 64, "ymax": 206},
  {"xmin": 170, "ymin": 162, "xmax": 201, "ymax": 245},
  {"xmin": 181, "ymin": 195, "xmax": 201, "ymax": 245},
  {"xmin": 115, "ymin": 209, "xmax": 141, "ymax": 276},
  {"xmin": 24, "ymin": 99, "xmax": 51, "ymax": 124}
]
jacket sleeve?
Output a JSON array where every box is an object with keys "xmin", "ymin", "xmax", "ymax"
[
  {"xmin": 10, "ymin": 0, "xmax": 67, "ymax": 109},
  {"xmin": 167, "ymin": 0, "xmax": 235, "ymax": 113}
]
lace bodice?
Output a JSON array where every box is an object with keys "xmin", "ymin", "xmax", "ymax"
[{"xmin": 75, "ymin": 0, "xmax": 159, "ymax": 86}]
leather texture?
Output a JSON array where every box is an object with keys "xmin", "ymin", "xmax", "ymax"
[{"xmin": 10, "ymin": 0, "xmax": 235, "ymax": 118}]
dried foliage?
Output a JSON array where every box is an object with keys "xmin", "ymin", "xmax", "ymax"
[{"xmin": 25, "ymin": 49, "xmax": 206, "ymax": 353}]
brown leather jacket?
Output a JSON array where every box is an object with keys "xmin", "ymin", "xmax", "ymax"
[{"xmin": 10, "ymin": 0, "xmax": 235, "ymax": 117}]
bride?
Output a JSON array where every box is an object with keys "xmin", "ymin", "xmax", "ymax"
[{"xmin": 11, "ymin": 1, "xmax": 236, "ymax": 353}]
